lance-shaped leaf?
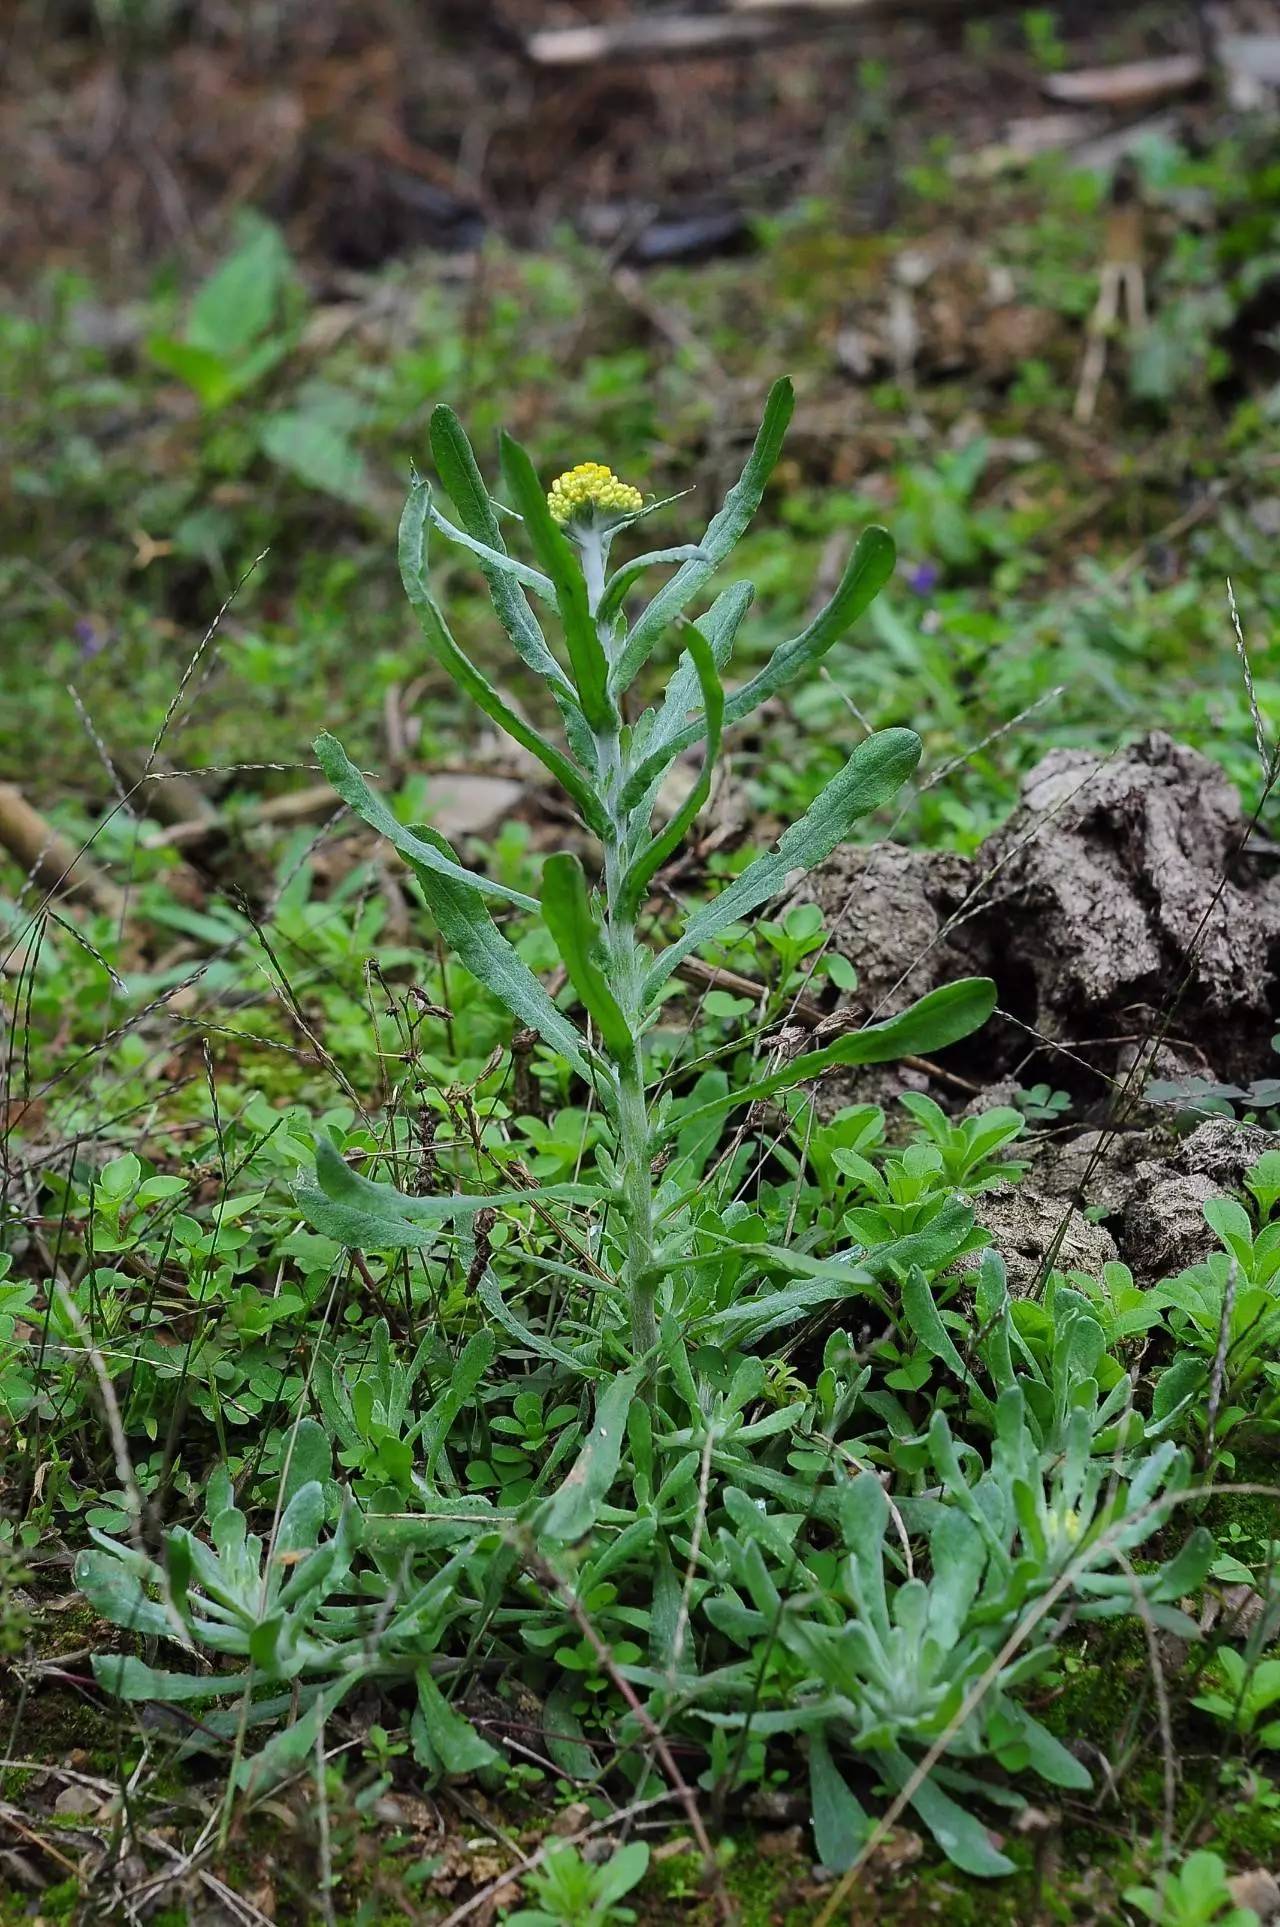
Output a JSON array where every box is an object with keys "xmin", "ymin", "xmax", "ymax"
[
  {"xmin": 901, "ymin": 1267, "xmax": 980, "ymax": 1389},
  {"xmin": 618, "ymin": 619, "xmax": 722, "ymax": 917},
  {"xmin": 281, "ymin": 1420, "xmax": 333, "ymax": 1511},
  {"xmin": 610, "ymin": 375, "xmax": 795, "ymax": 696},
  {"xmin": 413, "ymin": 1669, "xmax": 502, "ymax": 1776},
  {"xmin": 428, "ymin": 407, "xmax": 570, "ymax": 693},
  {"xmin": 75, "ymin": 1547, "xmax": 188, "ymax": 1645},
  {"xmin": 418, "ymin": 1331, "xmax": 497, "ymax": 1480},
  {"xmin": 992, "ymin": 1701, "xmax": 1092, "ymax": 1791},
  {"xmin": 622, "ymin": 580, "xmax": 755, "ymax": 817},
  {"xmin": 295, "ymin": 1135, "xmax": 597, "ymax": 1252},
  {"xmin": 878, "ymin": 1748, "xmax": 1014, "ymax": 1879},
  {"xmin": 422, "ymin": 496, "xmax": 555, "ymax": 603},
  {"xmin": 645, "ymin": 726, "xmax": 921, "ymax": 1000},
  {"xmin": 237, "ymin": 1674, "xmax": 370, "ymax": 1794},
  {"xmin": 655, "ymin": 979, "xmax": 997, "ymax": 1143},
  {"xmin": 398, "ymin": 487, "xmax": 607, "ymax": 837},
  {"xmin": 500, "ymin": 433, "xmax": 614, "ymax": 732},
  {"xmin": 315, "ymin": 732, "xmax": 537, "ymax": 913},
  {"xmin": 693, "ymin": 1200, "xmax": 976, "ymax": 1343},
  {"xmin": 655, "ymin": 525, "xmax": 896, "ymax": 763},
  {"xmin": 541, "ymin": 852, "xmax": 634, "ymax": 1059},
  {"xmin": 595, "ymin": 545, "xmax": 708, "ymax": 629},
  {"xmin": 405, "ymin": 822, "xmax": 604, "ymax": 1088},
  {"xmin": 809, "ymin": 1732, "xmax": 872, "ymax": 1872},
  {"xmin": 478, "ymin": 1270, "xmax": 592, "ymax": 1372},
  {"xmin": 540, "ymin": 1369, "xmax": 641, "ymax": 1542},
  {"xmin": 92, "ymin": 1654, "xmax": 261, "ymax": 1702}
]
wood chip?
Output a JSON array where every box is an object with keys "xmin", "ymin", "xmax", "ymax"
[
  {"xmin": 525, "ymin": 14, "xmax": 782, "ymax": 66},
  {"xmin": 1041, "ymin": 53, "xmax": 1205, "ymax": 109}
]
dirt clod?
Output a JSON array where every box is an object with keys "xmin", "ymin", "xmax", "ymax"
[
  {"xmin": 1038, "ymin": 1129, "xmax": 1141, "ymax": 1218},
  {"xmin": 981, "ymin": 735, "xmax": 1280, "ymax": 1076},
  {"xmin": 793, "ymin": 739, "xmax": 1280, "ymax": 1285},
  {"xmin": 797, "ymin": 734, "xmax": 1280, "ymax": 1102},
  {"xmin": 1039, "ymin": 1116, "xmax": 1275, "ymax": 1280},
  {"xmin": 791, "ymin": 842, "xmax": 977, "ymax": 1020},
  {"xmin": 1121, "ymin": 1169, "xmax": 1221, "ymax": 1278},
  {"xmin": 966, "ymin": 1181, "xmax": 1118, "ymax": 1293}
]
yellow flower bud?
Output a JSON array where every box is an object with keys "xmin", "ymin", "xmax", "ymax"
[{"xmin": 546, "ymin": 461, "xmax": 643, "ymax": 528}]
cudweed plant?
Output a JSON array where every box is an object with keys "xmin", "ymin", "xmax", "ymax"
[
  {"xmin": 75, "ymin": 1439, "xmax": 503, "ymax": 1794},
  {"xmin": 1125, "ymin": 1850, "xmax": 1261, "ymax": 1927},
  {"xmin": 298, "ymin": 380, "xmax": 995, "ymax": 1373},
  {"xmin": 88, "ymin": 387, "xmax": 1222, "ymax": 1874},
  {"xmin": 506, "ymin": 1839, "xmax": 650, "ymax": 1927}
]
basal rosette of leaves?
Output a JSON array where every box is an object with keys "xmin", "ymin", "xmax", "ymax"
[{"xmin": 78, "ymin": 1269, "xmax": 1215, "ymax": 1874}]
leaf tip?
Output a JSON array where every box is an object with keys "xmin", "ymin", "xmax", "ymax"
[{"xmin": 314, "ymin": 1133, "xmax": 348, "ymax": 1191}]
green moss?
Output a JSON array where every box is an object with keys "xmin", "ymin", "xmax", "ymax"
[
  {"xmin": 0, "ymin": 1680, "xmax": 121, "ymax": 1767},
  {"xmin": 38, "ymin": 1878, "xmax": 82, "ymax": 1920},
  {"xmin": 1204, "ymin": 1778, "xmax": 1280, "ymax": 1862},
  {"xmin": 335, "ymin": 1912, "xmax": 415, "ymax": 1927},
  {"xmin": 1035, "ymin": 1622, "xmax": 1154, "ymax": 1748},
  {"xmin": 640, "ymin": 1838, "xmax": 703, "ymax": 1909},
  {"xmin": 724, "ymin": 1850, "xmax": 822, "ymax": 1927},
  {"xmin": 1201, "ymin": 1459, "xmax": 1280, "ymax": 1550},
  {"xmin": 883, "ymin": 1864, "xmax": 1031, "ymax": 1926}
]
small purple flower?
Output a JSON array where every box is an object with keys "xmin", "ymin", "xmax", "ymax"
[
  {"xmin": 75, "ymin": 618, "xmax": 108, "ymax": 659},
  {"xmin": 905, "ymin": 561, "xmax": 939, "ymax": 598}
]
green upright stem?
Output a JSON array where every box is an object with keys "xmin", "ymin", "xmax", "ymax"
[
  {"xmin": 585, "ymin": 520, "xmax": 658, "ymax": 1359},
  {"xmin": 616, "ymin": 1044, "xmax": 657, "ymax": 1357},
  {"xmin": 602, "ymin": 830, "xmax": 657, "ymax": 1359}
]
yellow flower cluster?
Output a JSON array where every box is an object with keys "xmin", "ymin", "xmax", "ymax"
[{"xmin": 546, "ymin": 461, "xmax": 643, "ymax": 527}]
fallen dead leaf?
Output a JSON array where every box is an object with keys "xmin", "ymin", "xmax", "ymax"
[
  {"xmin": 549, "ymin": 1800, "xmax": 593, "ymax": 1838},
  {"xmin": 1229, "ymin": 1868, "xmax": 1280, "ymax": 1922},
  {"xmin": 417, "ymin": 774, "xmax": 524, "ymax": 842},
  {"xmin": 53, "ymin": 1784, "xmax": 107, "ymax": 1819},
  {"xmin": 867, "ymin": 1826, "xmax": 924, "ymax": 1876}
]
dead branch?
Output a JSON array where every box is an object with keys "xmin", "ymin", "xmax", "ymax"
[
  {"xmin": 0, "ymin": 784, "xmax": 127, "ymax": 922},
  {"xmin": 113, "ymin": 749, "xmax": 219, "ymax": 834},
  {"xmin": 140, "ymin": 784, "xmax": 340, "ymax": 851},
  {"xmin": 1042, "ymin": 53, "xmax": 1205, "ymax": 109}
]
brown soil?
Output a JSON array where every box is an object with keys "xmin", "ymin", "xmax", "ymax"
[{"xmin": 2, "ymin": 0, "xmax": 1207, "ymax": 285}]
